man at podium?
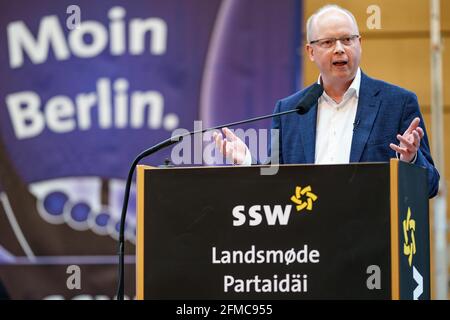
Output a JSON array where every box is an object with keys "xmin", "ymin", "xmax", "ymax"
[{"xmin": 213, "ymin": 4, "xmax": 439, "ymax": 198}]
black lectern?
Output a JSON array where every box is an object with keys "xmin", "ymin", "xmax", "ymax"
[{"xmin": 136, "ymin": 159, "xmax": 429, "ymax": 300}]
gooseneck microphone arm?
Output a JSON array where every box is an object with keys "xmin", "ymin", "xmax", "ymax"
[
  {"xmin": 116, "ymin": 136, "xmax": 182, "ymax": 300},
  {"xmin": 116, "ymin": 83, "xmax": 323, "ymax": 300}
]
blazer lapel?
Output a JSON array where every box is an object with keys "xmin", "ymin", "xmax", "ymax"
[
  {"xmin": 349, "ymin": 73, "xmax": 382, "ymax": 162},
  {"xmin": 299, "ymin": 102, "xmax": 318, "ymax": 163}
]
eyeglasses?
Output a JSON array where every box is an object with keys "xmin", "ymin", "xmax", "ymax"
[{"xmin": 309, "ymin": 35, "xmax": 360, "ymax": 49}]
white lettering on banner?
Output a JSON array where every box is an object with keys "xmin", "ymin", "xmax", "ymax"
[
  {"xmin": 7, "ymin": 16, "xmax": 70, "ymax": 68},
  {"xmin": 6, "ymin": 78, "xmax": 179, "ymax": 140},
  {"xmin": 232, "ymin": 205, "xmax": 292, "ymax": 226},
  {"xmin": 68, "ymin": 21, "xmax": 108, "ymax": 58},
  {"xmin": 7, "ymin": 6, "xmax": 167, "ymax": 68}
]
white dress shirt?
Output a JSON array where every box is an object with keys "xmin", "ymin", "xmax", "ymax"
[{"xmin": 314, "ymin": 68, "xmax": 361, "ymax": 164}]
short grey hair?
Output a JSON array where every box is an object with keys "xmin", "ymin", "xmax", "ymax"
[{"xmin": 306, "ymin": 5, "xmax": 359, "ymax": 43}]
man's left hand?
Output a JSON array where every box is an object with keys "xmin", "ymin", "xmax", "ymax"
[{"xmin": 389, "ymin": 117, "xmax": 424, "ymax": 163}]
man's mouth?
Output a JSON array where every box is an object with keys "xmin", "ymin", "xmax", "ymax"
[{"xmin": 332, "ymin": 60, "xmax": 348, "ymax": 66}]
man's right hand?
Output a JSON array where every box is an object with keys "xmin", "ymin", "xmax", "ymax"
[{"xmin": 213, "ymin": 127, "xmax": 249, "ymax": 165}]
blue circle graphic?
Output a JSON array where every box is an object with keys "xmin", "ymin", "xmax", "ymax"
[
  {"xmin": 43, "ymin": 192, "xmax": 69, "ymax": 216},
  {"xmin": 70, "ymin": 202, "xmax": 91, "ymax": 222},
  {"xmin": 95, "ymin": 213, "xmax": 110, "ymax": 227}
]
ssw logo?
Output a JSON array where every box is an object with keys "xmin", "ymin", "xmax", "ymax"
[{"xmin": 232, "ymin": 205, "xmax": 292, "ymax": 226}]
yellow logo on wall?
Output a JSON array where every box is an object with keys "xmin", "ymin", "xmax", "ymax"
[
  {"xmin": 290, "ymin": 185, "xmax": 318, "ymax": 212},
  {"xmin": 403, "ymin": 207, "xmax": 416, "ymax": 267}
]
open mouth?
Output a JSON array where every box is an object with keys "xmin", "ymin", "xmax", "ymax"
[{"xmin": 332, "ymin": 61, "xmax": 348, "ymax": 67}]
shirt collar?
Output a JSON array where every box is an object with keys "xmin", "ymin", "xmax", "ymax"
[{"xmin": 317, "ymin": 67, "xmax": 361, "ymax": 102}]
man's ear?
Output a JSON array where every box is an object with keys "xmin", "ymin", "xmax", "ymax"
[{"xmin": 305, "ymin": 44, "xmax": 314, "ymax": 62}]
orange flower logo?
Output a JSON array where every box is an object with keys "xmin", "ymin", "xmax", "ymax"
[
  {"xmin": 403, "ymin": 207, "xmax": 416, "ymax": 267},
  {"xmin": 290, "ymin": 185, "xmax": 318, "ymax": 212}
]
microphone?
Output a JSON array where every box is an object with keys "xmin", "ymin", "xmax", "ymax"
[
  {"xmin": 115, "ymin": 83, "xmax": 323, "ymax": 300},
  {"xmin": 296, "ymin": 83, "xmax": 323, "ymax": 114}
]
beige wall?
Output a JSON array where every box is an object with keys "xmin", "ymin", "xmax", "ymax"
[{"xmin": 303, "ymin": 0, "xmax": 450, "ymax": 297}]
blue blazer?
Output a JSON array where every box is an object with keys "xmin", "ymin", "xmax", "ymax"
[{"xmin": 271, "ymin": 72, "xmax": 440, "ymax": 198}]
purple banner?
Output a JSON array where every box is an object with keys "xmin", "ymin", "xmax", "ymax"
[{"xmin": 0, "ymin": 0, "xmax": 301, "ymax": 299}]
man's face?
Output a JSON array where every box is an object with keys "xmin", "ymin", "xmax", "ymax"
[{"xmin": 306, "ymin": 11, "xmax": 362, "ymax": 86}]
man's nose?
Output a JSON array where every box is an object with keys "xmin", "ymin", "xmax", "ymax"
[{"xmin": 334, "ymin": 40, "xmax": 345, "ymax": 53}]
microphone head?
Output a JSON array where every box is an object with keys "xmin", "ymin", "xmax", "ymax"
[{"xmin": 296, "ymin": 83, "xmax": 323, "ymax": 115}]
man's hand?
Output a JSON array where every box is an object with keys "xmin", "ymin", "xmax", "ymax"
[
  {"xmin": 213, "ymin": 127, "xmax": 248, "ymax": 165},
  {"xmin": 389, "ymin": 117, "xmax": 424, "ymax": 163}
]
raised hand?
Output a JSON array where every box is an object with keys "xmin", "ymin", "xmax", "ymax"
[
  {"xmin": 213, "ymin": 127, "xmax": 248, "ymax": 165},
  {"xmin": 389, "ymin": 117, "xmax": 424, "ymax": 163}
]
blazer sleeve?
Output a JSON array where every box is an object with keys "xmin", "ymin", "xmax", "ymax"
[
  {"xmin": 269, "ymin": 100, "xmax": 283, "ymax": 164},
  {"xmin": 400, "ymin": 92, "xmax": 440, "ymax": 198}
]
